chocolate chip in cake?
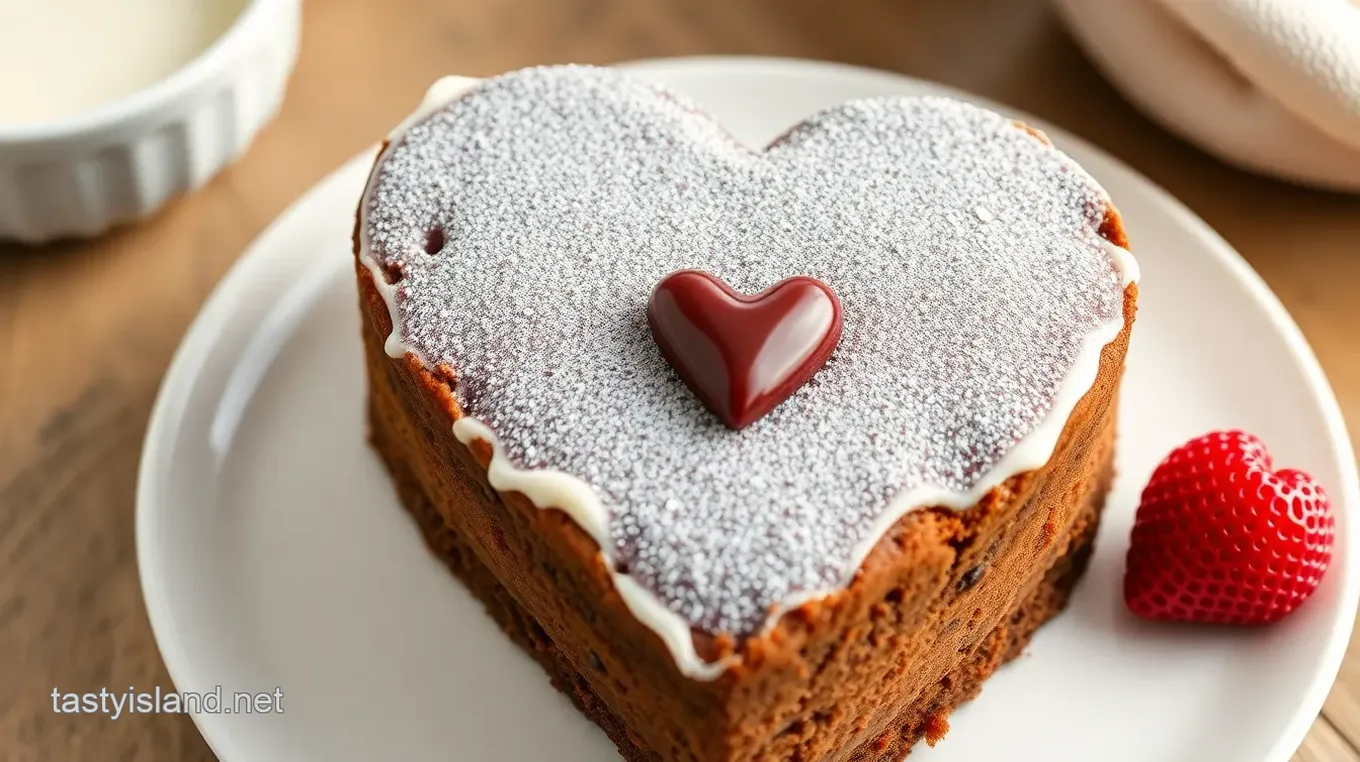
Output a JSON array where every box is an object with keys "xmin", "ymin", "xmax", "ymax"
[
  {"xmin": 423, "ymin": 225, "xmax": 446, "ymax": 255},
  {"xmin": 588, "ymin": 651, "xmax": 606, "ymax": 673},
  {"xmin": 379, "ymin": 260, "xmax": 404, "ymax": 285},
  {"xmin": 957, "ymin": 565, "xmax": 985, "ymax": 592}
]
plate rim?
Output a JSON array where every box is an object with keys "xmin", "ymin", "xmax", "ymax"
[{"xmin": 136, "ymin": 54, "xmax": 1360, "ymax": 762}]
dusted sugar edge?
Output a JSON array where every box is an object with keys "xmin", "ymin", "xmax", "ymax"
[
  {"xmin": 356, "ymin": 70, "xmax": 1139, "ymax": 681},
  {"xmin": 366, "ymin": 75, "xmax": 484, "ymax": 360}
]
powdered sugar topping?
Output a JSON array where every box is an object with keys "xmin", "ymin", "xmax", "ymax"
[{"xmin": 363, "ymin": 65, "xmax": 1129, "ymax": 638}]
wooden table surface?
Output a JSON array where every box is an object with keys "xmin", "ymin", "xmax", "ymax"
[{"xmin": 2, "ymin": 1, "xmax": 1358, "ymax": 759}]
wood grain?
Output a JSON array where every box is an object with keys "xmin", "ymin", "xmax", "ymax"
[
  {"xmin": 0, "ymin": 0, "xmax": 1357, "ymax": 759},
  {"xmin": 1295, "ymin": 716, "xmax": 1360, "ymax": 762}
]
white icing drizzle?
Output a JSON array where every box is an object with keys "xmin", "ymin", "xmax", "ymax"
[
  {"xmin": 356, "ymin": 68, "xmax": 1139, "ymax": 681},
  {"xmin": 1105, "ymin": 238, "xmax": 1141, "ymax": 286}
]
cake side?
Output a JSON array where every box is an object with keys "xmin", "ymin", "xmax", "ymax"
[
  {"xmin": 366, "ymin": 346, "xmax": 1112, "ymax": 761},
  {"xmin": 355, "ymin": 251, "xmax": 1135, "ymax": 760}
]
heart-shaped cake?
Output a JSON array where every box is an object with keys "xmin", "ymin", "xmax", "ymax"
[{"xmin": 357, "ymin": 65, "xmax": 1137, "ymax": 761}]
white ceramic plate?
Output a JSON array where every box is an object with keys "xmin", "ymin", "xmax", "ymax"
[{"xmin": 137, "ymin": 57, "xmax": 1360, "ymax": 762}]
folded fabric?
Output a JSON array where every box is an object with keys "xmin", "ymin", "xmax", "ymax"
[{"xmin": 1053, "ymin": 0, "xmax": 1360, "ymax": 191}]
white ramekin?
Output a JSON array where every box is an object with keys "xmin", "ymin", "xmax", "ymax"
[{"xmin": 0, "ymin": 0, "xmax": 302, "ymax": 244}]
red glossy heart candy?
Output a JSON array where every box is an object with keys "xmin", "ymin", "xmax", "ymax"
[{"xmin": 647, "ymin": 270, "xmax": 843, "ymax": 430}]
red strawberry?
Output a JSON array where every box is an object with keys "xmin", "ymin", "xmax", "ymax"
[{"xmin": 1124, "ymin": 430, "xmax": 1334, "ymax": 625}]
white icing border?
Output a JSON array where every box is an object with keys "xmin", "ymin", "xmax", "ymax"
[{"xmin": 356, "ymin": 75, "xmax": 1140, "ymax": 681}]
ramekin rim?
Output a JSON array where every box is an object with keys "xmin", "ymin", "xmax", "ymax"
[{"xmin": 0, "ymin": 0, "xmax": 285, "ymax": 145}]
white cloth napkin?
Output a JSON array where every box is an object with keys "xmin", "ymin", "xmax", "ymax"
[{"xmin": 1053, "ymin": 0, "xmax": 1360, "ymax": 191}]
